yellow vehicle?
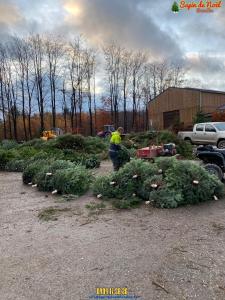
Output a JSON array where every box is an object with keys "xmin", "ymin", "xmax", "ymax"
[{"xmin": 41, "ymin": 128, "xmax": 63, "ymax": 141}]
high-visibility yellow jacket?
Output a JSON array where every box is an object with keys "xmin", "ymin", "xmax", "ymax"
[
  {"xmin": 110, "ymin": 131, "xmax": 121, "ymax": 145},
  {"xmin": 110, "ymin": 131, "xmax": 121, "ymax": 151}
]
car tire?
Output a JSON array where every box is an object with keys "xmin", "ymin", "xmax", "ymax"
[
  {"xmin": 217, "ymin": 139, "xmax": 225, "ymax": 149},
  {"xmin": 204, "ymin": 163, "xmax": 224, "ymax": 181},
  {"xmin": 184, "ymin": 138, "xmax": 192, "ymax": 144}
]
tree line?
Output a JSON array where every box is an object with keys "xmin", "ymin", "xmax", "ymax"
[{"xmin": 0, "ymin": 34, "xmax": 186, "ymax": 140}]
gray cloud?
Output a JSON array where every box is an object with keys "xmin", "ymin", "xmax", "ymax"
[
  {"xmin": 185, "ymin": 54, "xmax": 225, "ymax": 90},
  {"xmin": 61, "ymin": 0, "xmax": 182, "ymax": 59},
  {"xmin": 0, "ymin": 0, "xmax": 224, "ymax": 90}
]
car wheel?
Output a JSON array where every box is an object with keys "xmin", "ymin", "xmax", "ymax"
[
  {"xmin": 217, "ymin": 139, "xmax": 225, "ymax": 149},
  {"xmin": 204, "ymin": 163, "xmax": 223, "ymax": 181},
  {"xmin": 184, "ymin": 138, "xmax": 192, "ymax": 144}
]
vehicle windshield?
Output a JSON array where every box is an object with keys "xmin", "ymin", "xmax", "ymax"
[{"xmin": 214, "ymin": 123, "xmax": 225, "ymax": 131}]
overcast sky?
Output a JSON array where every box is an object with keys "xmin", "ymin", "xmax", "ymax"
[{"xmin": 0, "ymin": 0, "xmax": 225, "ymax": 91}]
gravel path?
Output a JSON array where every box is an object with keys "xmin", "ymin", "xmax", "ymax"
[{"xmin": 1, "ymin": 163, "xmax": 225, "ymax": 300}]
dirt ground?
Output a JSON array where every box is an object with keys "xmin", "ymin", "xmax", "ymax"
[{"xmin": 1, "ymin": 161, "xmax": 225, "ymax": 300}]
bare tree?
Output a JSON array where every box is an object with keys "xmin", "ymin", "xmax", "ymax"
[
  {"xmin": 103, "ymin": 43, "xmax": 123, "ymax": 128},
  {"xmin": 0, "ymin": 44, "xmax": 7, "ymax": 139},
  {"xmin": 84, "ymin": 48, "xmax": 96, "ymax": 135},
  {"xmin": 29, "ymin": 34, "xmax": 46, "ymax": 132},
  {"xmin": 120, "ymin": 50, "xmax": 132, "ymax": 132},
  {"xmin": 45, "ymin": 36, "xmax": 63, "ymax": 129},
  {"xmin": 130, "ymin": 51, "xmax": 147, "ymax": 130}
]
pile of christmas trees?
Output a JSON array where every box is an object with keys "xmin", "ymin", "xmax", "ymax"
[
  {"xmin": 23, "ymin": 159, "xmax": 93, "ymax": 196},
  {"xmin": 93, "ymin": 158, "xmax": 224, "ymax": 208}
]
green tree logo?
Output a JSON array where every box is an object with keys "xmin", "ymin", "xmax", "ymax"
[{"xmin": 172, "ymin": 1, "xmax": 180, "ymax": 13}]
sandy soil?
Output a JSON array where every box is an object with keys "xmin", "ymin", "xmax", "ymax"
[{"xmin": 1, "ymin": 161, "xmax": 225, "ymax": 300}]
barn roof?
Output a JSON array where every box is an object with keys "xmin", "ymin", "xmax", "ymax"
[
  {"xmin": 175, "ymin": 87, "xmax": 225, "ymax": 95},
  {"xmin": 150, "ymin": 87, "xmax": 225, "ymax": 104}
]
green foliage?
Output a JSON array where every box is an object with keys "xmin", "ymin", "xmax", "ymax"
[
  {"xmin": 33, "ymin": 166, "xmax": 54, "ymax": 191},
  {"xmin": 123, "ymin": 131, "xmax": 194, "ymax": 160},
  {"xmin": 62, "ymin": 149, "xmax": 85, "ymax": 163},
  {"xmin": 0, "ymin": 140, "xmax": 18, "ymax": 150},
  {"xmin": 122, "ymin": 139, "xmax": 135, "ymax": 149},
  {"xmin": 17, "ymin": 146, "xmax": 38, "ymax": 159},
  {"xmin": 53, "ymin": 166, "xmax": 92, "ymax": 195},
  {"xmin": 84, "ymin": 137, "xmax": 108, "ymax": 154},
  {"xmin": 127, "ymin": 131, "xmax": 157, "ymax": 148},
  {"xmin": 117, "ymin": 146, "xmax": 130, "ymax": 167},
  {"xmin": 28, "ymin": 151, "xmax": 52, "ymax": 162},
  {"xmin": 151, "ymin": 188, "xmax": 182, "ymax": 208},
  {"xmin": 155, "ymin": 157, "xmax": 177, "ymax": 173},
  {"xmin": 138, "ymin": 175, "xmax": 164, "ymax": 200},
  {"xmin": 5, "ymin": 159, "xmax": 27, "ymax": 172},
  {"xmin": 93, "ymin": 159, "xmax": 158, "ymax": 200},
  {"xmin": 156, "ymin": 130, "xmax": 177, "ymax": 144},
  {"xmin": 19, "ymin": 139, "xmax": 46, "ymax": 149},
  {"xmin": 33, "ymin": 160, "xmax": 75, "ymax": 192},
  {"xmin": 85, "ymin": 155, "xmax": 101, "ymax": 169},
  {"xmin": 93, "ymin": 158, "xmax": 224, "ymax": 209},
  {"xmin": 193, "ymin": 111, "xmax": 211, "ymax": 124},
  {"xmin": 128, "ymin": 148, "xmax": 137, "ymax": 158},
  {"xmin": 165, "ymin": 160, "xmax": 225, "ymax": 206},
  {"xmin": 176, "ymin": 140, "xmax": 193, "ymax": 159},
  {"xmin": 54, "ymin": 134, "xmax": 85, "ymax": 150},
  {"xmin": 22, "ymin": 160, "xmax": 46, "ymax": 184},
  {"xmin": 92, "ymin": 175, "xmax": 112, "ymax": 198},
  {"xmin": 0, "ymin": 149, "xmax": 17, "ymax": 170}
]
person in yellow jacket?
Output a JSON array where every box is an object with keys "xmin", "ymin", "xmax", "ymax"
[{"xmin": 109, "ymin": 127, "xmax": 124, "ymax": 171}]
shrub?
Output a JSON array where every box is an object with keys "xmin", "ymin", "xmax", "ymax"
[
  {"xmin": 156, "ymin": 130, "xmax": 177, "ymax": 144},
  {"xmin": 193, "ymin": 111, "xmax": 210, "ymax": 123},
  {"xmin": 127, "ymin": 131, "xmax": 157, "ymax": 148},
  {"xmin": 164, "ymin": 160, "xmax": 224, "ymax": 206},
  {"xmin": 138, "ymin": 175, "xmax": 164, "ymax": 200},
  {"xmin": 33, "ymin": 160, "xmax": 75, "ymax": 192},
  {"xmin": 84, "ymin": 137, "xmax": 108, "ymax": 154},
  {"xmin": 0, "ymin": 140, "xmax": 18, "ymax": 150},
  {"xmin": 122, "ymin": 139, "xmax": 135, "ymax": 149},
  {"xmin": 93, "ymin": 159, "xmax": 158, "ymax": 200},
  {"xmin": 176, "ymin": 140, "xmax": 193, "ymax": 159},
  {"xmin": 53, "ymin": 166, "xmax": 92, "ymax": 195},
  {"xmin": 92, "ymin": 175, "xmax": 113, "ymax": 198},
  {"xmin": 155, "ymin": 157, "xmax": 177, "ymax": 173},
  {"xmin": 5, "ymin": 159, "xmax": 27, "ymax": 172},
  {"xmin": 93, "ymin": 158, "xmax": 224, "ymax": 209},
  {"xmin": 54, "ymin": 134, "xmax": 85, "ymax": 150},
  {"xmin": 19, "ymin": 139, "xmax": 46, "ymax": 149},
  {"xmin": 62, "ymin": 149, "xmax": 85, "ymax": 163},
  {"xmin": 22, "ymin": 160, "xmax": 47, "ymax": 184},
  {"xmin": 128, "ymin": 148, "xmax": 137, "ymax": 158},
  {"xmin": 150, "ymin": 188, "xmax": 183, "ymax": 209},
  {"xmin": 85, "ymin": 155, "xmax": 101, "ymax": 169},
  {"xmin": 28, "ymin": 151, "xmax": 51, "ymax": 162},
  {"xmin": 17, "ymin": 147, "xmax": 38, "ymax": 159},
  {"xmin": 117, "ymin": 146, "xmax": 130, "ymax": 167},
  {"xmin": 0, "ymin": 149, "xmax": 17, "ymax": 170}
]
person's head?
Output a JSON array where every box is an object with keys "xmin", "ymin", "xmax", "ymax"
[{"xmin": 117, "ymin": 127, "xmax": 124, "ymax": 134}]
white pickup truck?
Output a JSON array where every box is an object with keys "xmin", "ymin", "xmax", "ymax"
[{"xmin": 178, "ymin": 122, "xmax": 225, "ymax": 148}]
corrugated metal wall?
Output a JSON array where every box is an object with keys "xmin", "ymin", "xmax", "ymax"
[{"xmin": 148, "ymin": 88, "xmax": 225, "ymax": 130}]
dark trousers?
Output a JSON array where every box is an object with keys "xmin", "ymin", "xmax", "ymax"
[{"xmin": 109, "ymin": 150, "xmax": 120, "ymax": 171}]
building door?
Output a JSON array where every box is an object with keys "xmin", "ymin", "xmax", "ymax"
[{"xmin": 163, "ymin": 110, "xmax": 180, "ymax": 129}]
